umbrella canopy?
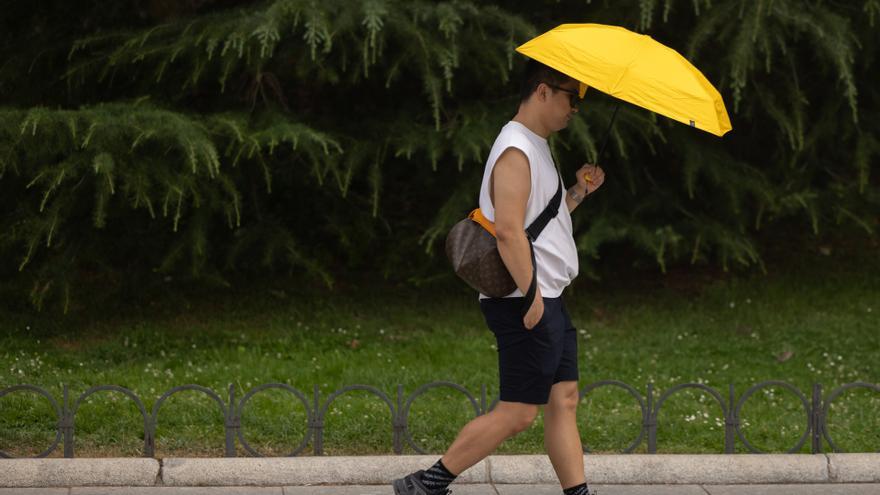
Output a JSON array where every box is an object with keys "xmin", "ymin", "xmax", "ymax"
[{"xmin": 516, "ymin": 23, "xmax": 732, "ymax": 137}]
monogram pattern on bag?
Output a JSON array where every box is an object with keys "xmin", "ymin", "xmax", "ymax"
[{"xmin": 446, "ymin": 218, "xmax": 516, "ymax": 297}]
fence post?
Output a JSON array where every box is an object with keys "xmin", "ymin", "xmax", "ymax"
[
  {"xmin": 61, "ymin": 385, "xmax": 74, "ymax": 458},
  {"xmin": 646, "ymin": 383, "xmax": 657, "ymax": 454},
  {"xmin": 311, "ymin": 385, "xmax": 323, "ymax": 455},
  {"xmin": 224, "ymin": 384, "xmax": 238, "ymax": 457},
  {"xmin": 144, "ymin": 413, "xmax": 155, "ymax": 458},
  {"xmin": 393, "ymin": 384, "xmax": 405, "ymax": 454},
  {"xmin": 811, "ymin": 383, "xmax": 823, "ymax": 453},
  {"xmin": 724, "ymin": 384, "xmax": 737, "ymax": 454}
]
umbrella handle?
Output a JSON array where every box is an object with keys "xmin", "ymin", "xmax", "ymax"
[{"xmin": 596, "ymin": 102, "xmax": 621, "ymax": 165}]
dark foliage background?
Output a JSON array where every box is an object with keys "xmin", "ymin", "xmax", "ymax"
[{"xmin": 1, "ymin": 0, "xmax": 877, "ymax": 311}]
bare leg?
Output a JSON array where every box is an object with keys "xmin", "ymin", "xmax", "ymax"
[
  {"xmin": 543, "ymin": 380, "xmax": 586, "ymax": 489},
  {"xmin": 440, "ymin": 401, "xmax": 539, "ymax": 475}
]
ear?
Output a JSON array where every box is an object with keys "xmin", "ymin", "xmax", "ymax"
[{"xmin": 536, "ymin": 82, "xmax": 549, "ymax": 102}]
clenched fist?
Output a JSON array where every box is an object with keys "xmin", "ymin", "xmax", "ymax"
[{"xmin": 575, "ymin": 164, "xmax": 605, "ymax": 195}]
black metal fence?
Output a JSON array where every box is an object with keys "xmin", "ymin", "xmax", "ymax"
[{"xmin": 1, "ymin": 380, "xmax": 878, "ymax": 458}]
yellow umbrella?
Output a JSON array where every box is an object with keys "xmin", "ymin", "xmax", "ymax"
[{"xmin": 516, "ymin": 23, "xmax": 732, "ymax": 140}]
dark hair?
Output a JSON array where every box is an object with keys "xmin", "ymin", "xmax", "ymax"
[{"xmin": 519, "ymin": 59, "xmax": 575, "ymax": 103}]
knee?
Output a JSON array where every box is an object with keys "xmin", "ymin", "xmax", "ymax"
[
  {"xmin": 506, "ymin": 406, "xmax": 539, "ymax": 435},
  {"xmin": 549, "ymin": 386, "xmax": 580, "ymax": 414}
]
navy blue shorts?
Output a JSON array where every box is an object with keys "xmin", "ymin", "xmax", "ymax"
[{"xmin": 479, "ymin": 296, "xmax": 579, "ymax": 405}]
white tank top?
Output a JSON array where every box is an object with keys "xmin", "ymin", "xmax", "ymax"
[{"xmin": 478, "ymin": 120, "xmax": 579, "ymax": 298}]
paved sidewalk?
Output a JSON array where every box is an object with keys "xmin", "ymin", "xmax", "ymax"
[
  {"xmin": 8, "ymin": 454, "xmax": 880, "ymax": 487},
  {"xmin": 3, "ymin": 486, "xmax": 880, "ymax": 494},
  {"xmin": 3, "ymin": 455, "xmax": 879, "ymax": 491}
]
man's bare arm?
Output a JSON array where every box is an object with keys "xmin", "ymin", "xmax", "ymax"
[
  {"xmin": 565, "ymin": 164, "xmax": 605, "ymax": 212},
  {"xmin": 565, "ymin": 184, "xmax": 588, "ymax": 212},
  {"xmin": 492, "ymin": 148, "xmax": 544, "ymax": 328}
]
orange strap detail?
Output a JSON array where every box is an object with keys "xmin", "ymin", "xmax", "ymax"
[{"xmin": 468, "ymin": 208, "xmax": 497, "ymax": 237}]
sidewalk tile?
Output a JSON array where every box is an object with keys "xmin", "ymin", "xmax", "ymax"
[
  {"xmin": 281, "ymin": 485, "xmax": 493, "ymax": 494},
  {"xmin": 0, "ymin": 490, "xmax": 68, "ymax": 495},
  {"xmin": 496, "ymin": 485, "xmax": 706, "ymax": 494},
  {"xmin": 282, "ymin": 487, "xmax": 392, "ymax": 495},
  {"xmin": 704, "ymin": 485, "xmax": 880, "ymax": 495},
  {"xmin": 71, "ymin": 489, "xmax": 282, "ymax": 495}
]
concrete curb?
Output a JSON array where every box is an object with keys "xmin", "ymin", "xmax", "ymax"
[
  {"xmin": 827, "ymin": 454, "xmax": 880, "ymax": 483},
  {"xmin": 0, "ymin": 458, "xmax": 159, "ymax": 487},
  {"xmin": 1, "ymin": 455, "xmax": 878, "ymax": 487},
  {"xmin": 162, "ymin": 456, "xmax": 488, "ymax": 486},
  {"xmin": 493, "ymin": 455, "xmax": 830, "ymax": 485}
]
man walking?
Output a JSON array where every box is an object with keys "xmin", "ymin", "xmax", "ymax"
[{"xmin": 393, "ymin": 59, "xmax": 605, "ymax": 495}]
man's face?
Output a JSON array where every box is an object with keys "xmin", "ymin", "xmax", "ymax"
[{"xmin": 539, "ymin": 80, "xmax": 580, "ymax": 132}]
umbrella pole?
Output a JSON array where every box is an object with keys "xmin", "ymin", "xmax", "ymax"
[{"xmin": 596, "ymin": 102, "xmax": 621, "ymax": 164}]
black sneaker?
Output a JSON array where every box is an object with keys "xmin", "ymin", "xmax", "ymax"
[{"xmin": 392, "ymin": 470, "xmax": 451, "ymax": 495}]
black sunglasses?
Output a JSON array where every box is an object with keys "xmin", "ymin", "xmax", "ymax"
[{"xmin": 547, "ymin": 84, "xmax": 580, "ymax": 107}]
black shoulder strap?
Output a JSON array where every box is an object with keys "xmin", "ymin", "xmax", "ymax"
[
  {"xmin": 521, "ymin": 177, "xmax": 564, "ymax": 317},
  {"xmin": 525, "ymin": 178, "xmax": 563, "ymax": 241}
]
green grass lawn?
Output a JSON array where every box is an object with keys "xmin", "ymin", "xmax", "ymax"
[{"xmin": 1, "ymin": 245, "xmax": 878, "ymax": 457}]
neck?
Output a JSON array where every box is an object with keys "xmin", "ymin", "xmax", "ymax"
[{"xmin": 512, "ymin": 107, "xmax": 551, "ymax": 139}]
